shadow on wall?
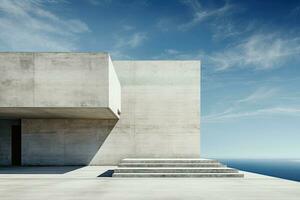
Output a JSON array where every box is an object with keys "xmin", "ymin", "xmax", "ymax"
[
  {"xmin": 88, "ymin": 119, "xmax": 119, "ymax": 165},
  {"xmin": 88, "ymin": 118, "xmax": 124, "ymax": 165},
  {"xmin": 21, "ymin": 119, "xmax": 119, "ymax": 166}
]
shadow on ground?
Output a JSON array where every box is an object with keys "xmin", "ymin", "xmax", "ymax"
[
  {"xmin": 98, "ymin": 170, "xmax": 114, "ymax": 177},
  {"xmin": 0, "ymin": 166, "xmax": 84, "ymax": 174}
]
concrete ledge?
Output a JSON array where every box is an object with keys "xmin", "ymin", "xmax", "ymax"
[
  {"xmin": 113, "ymin": 172, "xmax": 244, "ymax": 178},
  {"xmin": 0, "ymin": 52, "xmax": 121, "ymax": 119},
  {"xmin": 121, "ymin": 158, "xmax": 217, "ymax": 163},
  {"xmin": 114, "ymin": 167, "xmax": 238, "ymax": 173}
]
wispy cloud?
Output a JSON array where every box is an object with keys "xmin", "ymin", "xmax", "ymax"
[
  {"xmin": 164, "ymin": 49, "xmax": 180, "ymax": 55},
  {"xmin": 0, "ymin": 0, "xmax": 89, "ymax": 51},
  {"xmin": 178, "ymin": 0, "xmax": 234, "ymax": 31},
  {"xmin": 211, "ymin": 33, "xmax": 300, "ymax": 71},
  {"xmin": 203, "ymin": 107, "xmax": 300, "ymax": 123},
  {"xmin": 202, "ymin": 87, "xmax": 296, "ymax": 123},
  {"xmin": 110, "ymin": 30, "xmax": 147, "ymax": 59},
  {"xmin": 122, "ymin": 24, "xmax": 135, "ymax": 31},
  {"xmin": 153, "ymin": 33, "xmax": 300, "ymax": 72},
  {"xmin": 156, "ymin": 18, "xmax": 173, "ymax": 32},
  {"xmin": 110, "ymin": 50, "xmax": 132, "ymax": 60},
  {"xmin": 211, "ymin": 19, "xmax": 255, "ymax": 41},
  {"xmin": 237, "ymin": 87, "xmax": 278, "ymax": 104},
  {"xmin": 87, "ymin": 0, "xmax": 112, "ymax": 6},
  {"xmin": 153, "ymin": 48, "xmax": 205, "ymax": 60},
  {"xmin": 87, "ymin": 0, "xmax": 149, "ymax": 8},
  {"xmin": 154, "ymin": 2, "xmax": 300, "ymax": 72},
  {"xmin": 114, "ymin": 32, "xmax": 147, "ymax": 49},
  {"xmin": 128, "ymin": 32, "xmax": 147, "ymax": 48},
  {"xmin": 156, "ymin": 49, "xmax": 182, "ymax": 58}
]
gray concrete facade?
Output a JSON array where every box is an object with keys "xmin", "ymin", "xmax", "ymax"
[
  {"xmin": 89, "ymin": 61, "xmax": 201, "ymax": 165},
  {"xmin": 0, "ymin": 53, "xmax": 200, "ymax": 166},
  {"xmin": 21, "ymin": 119, "xmax": 117, "ymax": 165},
  {"xmin": 0, "ymin": 52, "xmax": 121, "ymax": 119}
]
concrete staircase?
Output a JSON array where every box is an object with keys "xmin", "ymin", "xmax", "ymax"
[{"xmin": 113, "ymin": 158, "xmax": 244, "ymax": 178}]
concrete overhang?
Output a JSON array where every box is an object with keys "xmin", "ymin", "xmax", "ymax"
[
  {"xmin": 0, "ymin": 52, "xmax": 121, "ymax": 119},
  {"xmin": 0, "ymin": 108, "xmax": 118, "ymax": 119}
]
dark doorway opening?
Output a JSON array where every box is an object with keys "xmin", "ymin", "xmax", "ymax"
[{"xmin": 11, "ymin": 125, "xmax": 21, "ymax": 166}]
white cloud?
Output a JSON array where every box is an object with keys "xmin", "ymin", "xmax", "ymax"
[
  {"xmin": 122, "ymin": 25, "xmax": 135, "ymax": 31},
  {"xmin": 237, "ymin": 87, "xmax": 278, "ymax": 104},
  {"xmin": 211, "ymin": 33, "xmax": 300, "ymax": 71},
  {"xmin": 201, "ymin": 87, "xmax": 300, "ymax": 123},
  {"xmin": 153, "ymin": 48, "xmax": 206, "ymax": 60},
  {"xmin": 156, "ymin": 18, "xmax": 174, "ymax": 32},
  {"xmin": 114, "ymin": 32, "xmax": 147, "ymax": 49},
  {"xmin": 211, "ymin": 21, "xmax": 239, "ymax": 40},
  {"xmin": 164, "ymin": 49, "xmax": 180, "ymax": 55},
  {"xmin": 110, "ymin": 50, "xmax": 132, "ymax": 60},
  {"xmin": 110, "ymin": 31, "xmax": 147, "ymax": 59},
  {"xmin": 0, "ymin": 0, "xmax": 90, "ymax": 51},
  {"xmin": 152, "ymin": 33, "xmax": 300, "ymax": 71},
  {"xmin": 87, "ymin": 0, "xmax": 112, "ymax": 6},
  {"xmin": 211, "ymin": 20, "xmax": 256, "ymax": 41},
  {"xmin": 179, "ymin": 0, "xmax": 234, "ymax": 31},
  {"xmin": 203, "ymin": 107, "xmax": 300, "ymax": 123},
  {"xmin": 129, "ymin": 32, "xmax": 147, "ymax": 48}
]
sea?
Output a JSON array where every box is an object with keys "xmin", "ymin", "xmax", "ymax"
[{"xmin": 219, "ymin": 159, "xmax": 300, "ymax": 182}]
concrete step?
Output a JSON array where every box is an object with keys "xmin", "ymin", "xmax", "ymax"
[
  {"xmin": 118, "ymin": 163, "xmax": 225, "ymax": 168},
  {"xmin": 114, "ymin": 167, "xmax": 238, "ymax": 173},
  {"xmin": 114, "ymin": 158, "xmax": 244, "ymax": 178},
  {"xmin": 113, "ymin": 173, "xmax": 244, "ymax": 178},
  {"xmin": 121, "ymin": 158, "xmax": 218, "ymax": 164}
]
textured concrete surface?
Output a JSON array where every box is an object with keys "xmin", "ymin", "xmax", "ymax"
[
  {"xmin": 108, "ymin": 56, "xmax": 121, "ymax": 116},
  {"xmin": 0, "ymin": 59, "xmax": 200, "ymax": 165},
  {"xmin": 0, "ymin": 167, "xmax": 299, "ymax": 200},
  {"xmin": 21, "ymin": 119, "xmax": 117, "ymax": 165},
  {"xmin": 113, "ymin": 158, "xmax": 243, "ymax": 177},
  {"xmin": 0, "ymin": 52, "xmax": 121, "ymax": 119},
  {"xmin": 90, "ymin": 61, "xmax": 201, "ymax": 165}
]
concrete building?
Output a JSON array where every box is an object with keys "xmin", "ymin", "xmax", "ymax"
[
  {"xmin": 1, "ymin": 53, "xmax": 298, "ymax": 199},
  {"xmin": 0, "ymin": 52, "xmax": 200, "ymax": 166}
]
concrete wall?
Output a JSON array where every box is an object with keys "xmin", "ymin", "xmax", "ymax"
[
  {"xmin": 0, "ymin": 52, "xmax": 121, "ymax": 119},
  {"xmin": 19, "ymin": 60, "xmax": 200, "ymax": 165},
  {"xmin": 21, "ymin": 119, "xmax": 117, "ymax": 165},
  {"xmin": 0, "ymin": 120, "xmax": 20, "ymax": 165},
  {"xmin": 33, "ymin": 53, "xmax": 109, "ymax": 107},
  {"xmin": 89, "ymin": 61, "xmax": 201, "ymax": 165},
  {"xmin": 108, "ymin": 55, "xmax": 121, "ymax": 117}
]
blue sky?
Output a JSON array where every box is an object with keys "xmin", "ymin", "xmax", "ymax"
[{"xmin": 0, "ymin": 0, "xmax": 300, "ymax": 159}]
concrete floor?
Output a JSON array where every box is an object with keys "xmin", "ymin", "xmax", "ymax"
[{"xmin": 0, "ymin": 166, "xmax": 299, "ymax": 200}]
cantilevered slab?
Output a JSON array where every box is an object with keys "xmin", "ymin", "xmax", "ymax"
[{"xmin": 0, "ymin": 52, "xmax": 121, "ymax": 119}]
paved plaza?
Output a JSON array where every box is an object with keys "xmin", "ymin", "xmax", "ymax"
[{"xmin": 0, "ymin": 166, "xmax": 299, "ymax": 200}]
